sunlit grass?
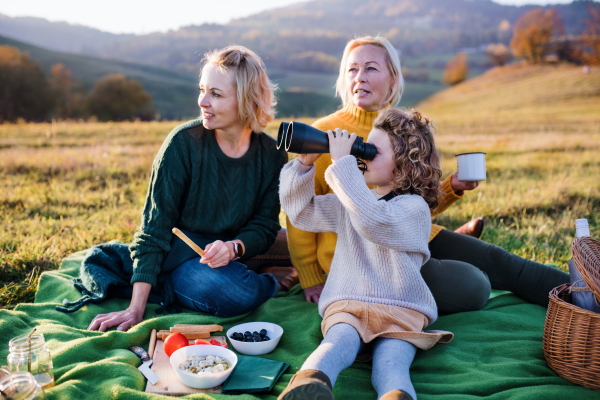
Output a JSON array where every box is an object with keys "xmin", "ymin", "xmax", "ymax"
[{"xmin": 1, "ymin": 64, "xmax": 599, "ymax": 309}]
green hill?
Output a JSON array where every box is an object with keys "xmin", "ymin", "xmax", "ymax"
[
  {"xmin": 411, "ymin": 63, "xmax": 599, "ymax": 271},
  {"xmin": 418, "ymin": 63, "xmax": 600, "ymax": 124},
  {"xmin": 1, "ymin": 35, "xmax": 361, "ymax": 119},
  {"xmin": 0, "ymin": 35, "xmax": 200, "ymax": 120}
]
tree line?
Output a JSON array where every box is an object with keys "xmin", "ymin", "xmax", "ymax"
[
  {"xmin": 0, "ymin": 45, "xmax": 154, "ymax": 123},
  {"xmin": 442, "ymin": 5, "xmax": 600, "ymax": 86},
  {"xmin": 3, "ymin": 3, "xmax": 599, "ymax": 122}
]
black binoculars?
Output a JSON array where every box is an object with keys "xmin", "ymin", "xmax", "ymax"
[{"xmin": 276, "ymin": 121, "xmax": 377, "ymax": 161}]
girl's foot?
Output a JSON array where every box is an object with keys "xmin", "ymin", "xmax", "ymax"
[
  {"xmin": 277, "ymin": 369, "xmax": 334, "ymax": 400},
  {"xmin": 380, "ymin": 389, "xmax": 414, "ymax": 400}
]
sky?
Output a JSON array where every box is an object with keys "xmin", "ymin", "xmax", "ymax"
[{"xmin": 0, "ymin": 0, "xmax": 580, "ymax": 35}]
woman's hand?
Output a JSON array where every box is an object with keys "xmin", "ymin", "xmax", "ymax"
[
  {"xmin": 327, "ymin": 128, "xmax": 357, "ymax": 162},
  {"xmin": 304, "ymin": 283, "xmax": 325, "ymax": 303},
  {"xmin": 88, "ymin": 281, "xmax": 151, "ymax": 332},
  {"xmin": 450, "ymin": 171, "xmax": 479, "ymax": 195},
  {"xmin": 88, "ymin": 306, "xmax": 144, "ymax": 332},
  {"xmin": 297, "ymin": 153, "xmax": 321, "ymax": 166},
  {"xmin": 201, "ymin": 240, "xmax": 234, "ymax": 268}
]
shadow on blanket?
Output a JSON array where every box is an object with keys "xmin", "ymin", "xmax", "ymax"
[{"xmin": 0, "ymin": 250, "xmax": 598, "ymax": 400}]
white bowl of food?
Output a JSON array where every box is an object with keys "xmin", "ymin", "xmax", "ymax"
[
  {"xmin": 170, "ymin": 345, "xmax": 237, "ymax": 389},
  {"xmin": 226, "ymin": 322, "xmax": 284, "ymax": 356}
]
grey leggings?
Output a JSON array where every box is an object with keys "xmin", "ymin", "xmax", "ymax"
[
  {"xmin": 422, "ymin": 229, "xmax": 569, "ymax": 315},
  {"xmin": 301, "ymin": 323, "xmax": 418, "ymax": 400}
]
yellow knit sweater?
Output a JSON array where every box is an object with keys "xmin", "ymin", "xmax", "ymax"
[{"xmin": 286, "ymin": 104, "xmax": 464, "ymax": 289}]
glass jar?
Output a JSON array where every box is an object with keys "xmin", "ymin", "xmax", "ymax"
[
  {"xmin": 7, "ymin": 333, "xmax": 54, "ymax": 390},
  {"xmin": 0, "ymin": 371, "xmax": 46, "ymax": 400}
]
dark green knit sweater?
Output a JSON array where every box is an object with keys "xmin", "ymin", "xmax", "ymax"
[{"xmin": 129, "ymin": 119, "xmax": 287, "ymax": 287}]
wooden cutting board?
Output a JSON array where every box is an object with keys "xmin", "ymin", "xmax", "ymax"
[{"xmin": 145, "ymin": 336, "xmax": 227, "ymax": 396}]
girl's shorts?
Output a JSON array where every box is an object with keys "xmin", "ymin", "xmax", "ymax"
[{"xmin": 322, "ymin": 300, "xmax": 453, "ymax": 350}]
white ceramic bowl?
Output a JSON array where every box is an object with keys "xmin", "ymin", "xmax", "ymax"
[
  {"xmin": 226, "ymin": 322, "xmax": 284, "ymax": 356},
  {"xmin": 170, "ymin": 345, "xmax": 238, "ymax": 389}
]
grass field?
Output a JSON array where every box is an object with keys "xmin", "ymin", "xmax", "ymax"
[{"xmin": 1, "ymin": 63, "xmax": 598, "ymax": 310}]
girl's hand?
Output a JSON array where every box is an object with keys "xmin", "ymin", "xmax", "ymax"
[
  {"xmin": 327, "ymin": 128, "xmax": 357, "ymax": 162},
  {"xmin": 201, "ymin": 240, "xmax": 233, "ymax": 268},
  {"xmin": 298, "ymin": 153, "xmax": 321, "ymax": 166},
  {"xmin": 304, "ymin": 283, "xmax": 325, "ymax": 303},
  {"xmin": 450, "ymin": 171, "xmax": 479, "ymax": 195}
]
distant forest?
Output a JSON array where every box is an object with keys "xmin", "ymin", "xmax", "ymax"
[
  {"xmin": 0, "ymin": 0, "xmax": 595, "ymax": 74},
  {"xmin": 0, "ymin": 0, "xmax": 597, "ymax": 120}
]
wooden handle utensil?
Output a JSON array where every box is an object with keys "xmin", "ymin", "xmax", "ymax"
[
  {"xmin": 172, "ymin": 228, "xmax": 205, "ymax": 257},
  {"xmin": 171, "ymin": 324, "xmax": 223, "ymax": 333},
  {"xmin": 157, "ymin": 331, "xmax": 210, "ymax": 340},
  {"xmin": 148, "ymin": 329, "xmax": 157, "ymax": 358}
]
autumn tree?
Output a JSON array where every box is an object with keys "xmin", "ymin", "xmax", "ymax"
[
  {"xmin": 442, "ymin": 52, "xmax": 468, "ymax": 85},
  {"xmin": 582, "ymin": 4, "xmax": 600, "ymax": 65},
  {"xmin": 86, "ymin": 74, "xmax": 153, "ymax": 121},
  {"xmin": 49, "ymin": 63, "xmax": 84, "ymax": 119},
  {"xmin": 510, "ymin": 8, "xmax": 563, "ymax": 64},
  {"xmin": 0, "ymin": 46, "xmax": 54, "ymax": 122},
  {"xmin": 485, "ymin": 43, "xmax": 513, "ymax": 66}
]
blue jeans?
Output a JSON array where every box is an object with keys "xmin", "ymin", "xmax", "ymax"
[{"xmin": 170, "ymin": 257, "xmax": 279, "ymax": 317}]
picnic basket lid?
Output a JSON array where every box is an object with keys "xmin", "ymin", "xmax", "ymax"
[{"xmin": 572, "ymin": 236, "xmax": 600, "ymax": 303}]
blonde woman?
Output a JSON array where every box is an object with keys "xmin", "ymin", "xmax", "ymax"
[
  {"xmin": 89, "ymin": 46, "xmax": 291, "ymax": 332},
  {"xmin": 287, "ymin": 36, "xmax": 568, "ymax": 315}
]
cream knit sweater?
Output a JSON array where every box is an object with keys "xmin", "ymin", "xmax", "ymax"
[{"xmin": 280, "ymin": 156, "xmax": 438, "ymax": 324}]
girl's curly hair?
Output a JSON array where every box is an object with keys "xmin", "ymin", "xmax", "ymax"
[{"xmin": 373, "ymin": 108, "xmax": 442, "ymax": 209}]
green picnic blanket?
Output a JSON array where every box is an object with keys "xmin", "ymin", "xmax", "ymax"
[{"xmin": 1, "ymin": 251, "xmax": 599, "ymax": 400}]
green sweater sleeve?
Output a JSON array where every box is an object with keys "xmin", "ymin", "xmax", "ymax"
[
  {"xmin": 129, "ymin": 128, "xmax": 190, "ymax": 286},
  {"xmin": 235, "ymin": 142, "xmax": 287, "ymax": 260}
]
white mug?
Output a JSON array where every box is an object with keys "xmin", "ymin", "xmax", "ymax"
[{"xmin": 456, "ymin": 152, "xmax": 486, "ymax": 182}]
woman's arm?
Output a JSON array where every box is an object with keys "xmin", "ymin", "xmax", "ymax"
[
  {"xmin": 87, "ymin": 282, "xmax": 151, "ymax": 332},
  {"xmin": 232, "ymin": 147, "xmax": 287, "ymax": 261},
  {"xmin": 89, "ymin": 127, "xmax": 190, "ymax": 331},
  {"xmin": 430, "ymin": 174, "xmax": 462, "ymax": 217},
  {"xmin": 129, "ymin": 131, "xmax": 189, "ymax": 286},
  {"xmin": 431, "ymin": 172, "xmax": 479, "ymax": 217}
]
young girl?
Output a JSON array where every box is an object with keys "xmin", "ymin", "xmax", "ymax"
[{"xmin": 279, "ymin": 108, "xmax": 453, "ymax": 400}]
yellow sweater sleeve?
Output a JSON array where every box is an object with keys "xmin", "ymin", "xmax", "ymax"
[
  {"xmin": 431, "ymin": 174, "xmax": 463, "ymax": 218},
  {"xmin": 428, "ymin": 175, "xmax": 463, "ymax": 241}
]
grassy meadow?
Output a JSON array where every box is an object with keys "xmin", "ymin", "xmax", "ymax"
[{"xmin": 1, "ymin": 63, "xmax": 599, "ymax": 310}]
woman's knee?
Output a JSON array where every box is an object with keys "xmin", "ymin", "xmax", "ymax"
[
  {"xmin": 422, "ymin": 258, "xmax": 491, "ymax": 315},
  {"xmin": 445, "ymin": 268, "xmax": 490, "ymax": 313},
  {"xmin": 467, "ymin": 269, "xmax": 491, "ymax": 310},
  {"xmin": 172, "ymin": 259, "xmax": 268, "ymax": 316}
]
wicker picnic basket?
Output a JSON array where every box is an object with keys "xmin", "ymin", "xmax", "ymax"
[{"xmin": 543, "ymin": 236, "xmax": 600, "ymax": 392}]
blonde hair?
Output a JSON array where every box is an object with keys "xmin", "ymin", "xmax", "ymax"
[
  {"xmin": 201, "ymin": 45, "xmax": 277, "ymax": 132},
  {"xmin": 373, "ymin": 108, "xmax": 441, "ymax": 209},
  {"xmin": 335, "ymin": 36, "xmax": 404, "ymax": 109}
]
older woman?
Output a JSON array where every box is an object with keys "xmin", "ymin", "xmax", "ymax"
[
  {"xmin": 89, "ymin": 46, "xmax": 292, "ymax": 332},
  {"xmin": 288, "ymin": 36, "xmax": 569, "ymax": 314}
]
